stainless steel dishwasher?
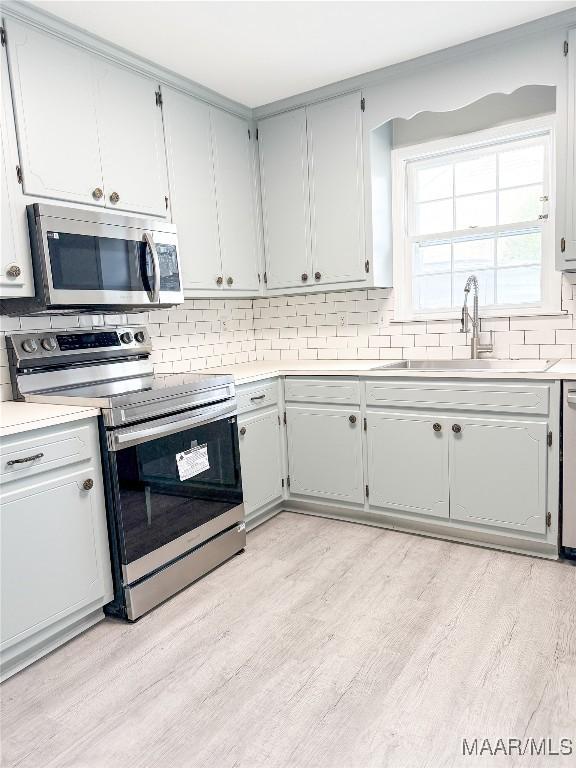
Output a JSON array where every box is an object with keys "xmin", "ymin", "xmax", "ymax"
[{"xmin": 562, "ymin": 383, "xmax": 576, "ymax": 557}]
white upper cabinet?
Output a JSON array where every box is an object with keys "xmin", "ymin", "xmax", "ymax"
[
  {"xmin": 258, "ymin": 108, "xmax": 312, "ymax": 289},
  {"xmin": 307, "ymin": 91, "xmax": 366, "ymax": 285},
  {"xmin": 4, "ymin": 19, "xmax": 168, "ymax": 217},
  {"xmin": 95, "ymin": 60, "xmax": 168, "ymax": 217},
  {"xmin": 561, "ymin": 28, "xmax": 576, "ymax": 267},
  {"xmin": 5, "ymin": 19, "xmax": 103, "ymax": 206},
  {"xmin": 1, "ymin": 48, "xmax": 33, "ymax": 298},
  {"xmin": 211, "ymin": 107, "xmax": 260, "ymax": 291},
  {"xmin": 163, "ymin": 88, "xmax": 221, "ymax": 291}
]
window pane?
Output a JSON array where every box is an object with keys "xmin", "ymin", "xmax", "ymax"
[
  {"xmin": 455, "ymin": 192, "xmax": 496, "ymax": 229},
  {"xmin": 455, "ymin": 154, "xmax": 496, "ymax": 195},
  {"xmin": 453, "ymin": 270, "xmax": 495, "ymax": 307},
  {"xmin": 497, "ymin": 266, "xmax": 541, "ymax": 304},
  {"xmin": 499, "ymin": 185, "xmax": 543, "ymax": 225},
  {"xmin": 413, "ymin": 273, "xmax": 451, "ymax": 311},
  {"xmin": 415, "ymin": 199, "xmax": 453, "ymax": 235},
  {"xmin": 413, "ymin": 242, "xmax": 451, "ymax": 274},
  {"xmin": 416, "ymin": 164, "xmax": 453, "ymax": 202},
  {"xmin": 497, "ymin": 232, "xmax": 541, "ymax": 266},
  {"xmin": 499, "ymin": 144, "xmax": 544, "ymax": 188},
  {"xmin": 453, "ymin": 237, "xmax": 495, "ymax": 272}
]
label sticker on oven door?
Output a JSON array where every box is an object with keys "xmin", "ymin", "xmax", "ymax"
[{"xmin": 176, "ymin": 444, "xmax": 209, "ymax": 481}]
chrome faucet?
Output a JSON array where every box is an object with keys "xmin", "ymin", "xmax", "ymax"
[{"xmin": 460, "ymin": 275, "xmax": 494, "ymax": 359}]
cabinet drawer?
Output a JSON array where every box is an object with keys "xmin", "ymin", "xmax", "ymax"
[
  {"xmin": 284, "ymin": 377, "xmax": 360, "ymax": 405},
  {"xmin": 366, "ymin": 380, "xmax": 550, "ymax": 415},
  {"xmin": 237, "ymin": 381, "xmax": 279, "ymax": 414},
  {"xmin": 0, "ymin": 422, "xmax": 93, "ymax": 484}
]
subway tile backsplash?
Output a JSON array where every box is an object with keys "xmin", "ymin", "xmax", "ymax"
[{"xmin": 1, "ymin": 276, "xmax": 576, "ymax": 401}]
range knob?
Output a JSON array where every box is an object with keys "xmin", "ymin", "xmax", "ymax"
[
  {"xmin": 134, "ymin": 330, "xmax": 146, "ymax": 343},
  {"xmin": 21, "ymin": 338, "xmax": 38, "ymax": 354},
  {"xmin": 41, "ymin": 337, "xmax": 57, "ymax": 352},
  {"xmin": 119, "ymin": 331, "xmax": 133, "ymax": 344}
]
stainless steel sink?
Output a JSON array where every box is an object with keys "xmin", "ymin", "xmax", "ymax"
[{"xmin": 376, "ymin": 359, "xmax": 556, "ymax": 372}]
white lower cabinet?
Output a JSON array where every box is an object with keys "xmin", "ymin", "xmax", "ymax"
[
  {"xmin": 286, "ymin": 405, "xmax": 364, "ymax": 504},
  {"xmin": 366, "ymin": 412, "xmax": 449, "ymax": 518},
  {"xmin": 0, "ymin": 418, "xmax": 112, "ymax": 681},
  {"xmin": 238, "ymin": 407, "xmax": 284, "ymax": 523},
  {"xmin": 449, "ymin": 416, "xmax": 548, "ymax": 534}
]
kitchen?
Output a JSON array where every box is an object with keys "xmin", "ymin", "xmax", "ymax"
[{"xmin": 1, "ymin": 1, "xmax": 576, "ymax": 766}]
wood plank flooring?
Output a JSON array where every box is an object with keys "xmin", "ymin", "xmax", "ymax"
[{"xmin": 1, "ymin": 512, "xmax": 576, "ymax": 768}]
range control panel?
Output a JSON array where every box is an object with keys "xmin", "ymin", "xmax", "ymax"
[{"xmin": 8, "ymin": 326, "xmax": 151, "ymax": 364}]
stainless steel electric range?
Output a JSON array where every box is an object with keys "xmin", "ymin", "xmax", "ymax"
[{"xmin": 7, "ymin": 326, "xmax": 245, "ymax": 620}]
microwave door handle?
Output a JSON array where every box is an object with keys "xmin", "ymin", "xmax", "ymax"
[
  {"xmin": 567, "ymin": 392, "xmax": 576, "ymax": 405},
  {"xmin": 144, "ymin": 232, "xmax": 161, "ymax": 303}
]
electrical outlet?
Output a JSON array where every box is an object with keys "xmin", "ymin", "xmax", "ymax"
[{"xmin": 337, "ymin": 313, "xmax": 346, "ymax": 327}]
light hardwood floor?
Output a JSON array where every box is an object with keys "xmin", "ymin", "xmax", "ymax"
[{"xmin": 1, "ymin": 512, "xmax": 575, "ymax": 768}]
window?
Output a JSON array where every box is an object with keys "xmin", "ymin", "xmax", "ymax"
[{"xmin": 392, "ymin": 118, "xmax": 559, "ymax": 320}]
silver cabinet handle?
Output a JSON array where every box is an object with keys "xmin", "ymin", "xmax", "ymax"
[
  {"xmin": 144, "ymin": 232, "xmax": 160, "ymax": 303},
  {"xmin": 433, "ymin": 423, "xmax": 442, "ymax": 432},
  {"xmin": 7, "ymin": 452, "xmax": 44, "ymax": 466},
  {"xmin": 239, "ymin": 427, "xmax": 247, "ymax": 436},
  {"xmin": 92, "ymin": 187, "xmax": 103, "ymax": 200},
  {"xmin": 349, "ymin": 415, "xmax": 357, "ymax": 424},
  {"xmin": 452, "ymin": 424, "xmax": 462, "ymax": 434},
  {"xmin": 250, "ymin": 394, "xmax": 265, "ymax": 402},
  {"xmin": 315, "ymin": 271, "xmax": 322, "ymax": 281},
  {"xmin": 82, "ymin": 479, "xmax": 94, "ymax": 491},
  {"xmin": 109, "ymin": 191, "xmax": 120, "ymax": 204},
  {"xmin": 216, "ymin": 276, "xmax": 223, "ymax": 286},
  {"xmin": 227, "ymin": 277, "xmax": 234, "ymax": 286}
]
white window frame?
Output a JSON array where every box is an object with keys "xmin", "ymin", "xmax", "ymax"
[{"xmin": 392, "ymin": 116, "xmax": 561, "ymax": 322}]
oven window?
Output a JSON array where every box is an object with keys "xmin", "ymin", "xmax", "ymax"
[
  {"xmin": 113, "ymin": 416, "xmax": 242, "ymax": 568},
  {"xmin": 47, "ymin": 232, "xmax": 180, "ymax": 293}
]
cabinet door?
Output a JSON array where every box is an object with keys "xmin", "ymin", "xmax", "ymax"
[
  {"xmin": 307, "ymin": 92, "xmax": 365, "ymax": 284},
  {"xmin": 96, "ymin": 60, "xmax": 168, "ymax": 217},
  {"xmin": 366, "ymin": 412, "xmax": 450, "ymax": 517},
  {"xmin": 211, "ymin": 108, "xmax": 259, "ymax": 291},
  {"xmin": 163, "ymin": 88, "xmax": 222, "ymax": 291},
  {"xmin": 258, "ymin": 109, "xmax": 312, "ymax": 289},
  {"xmin": 0, "ymin": 50, "xmax": 33, "ymax": 298},
  {"xmin": 449, "ymin": 416, "xmax": 548, "ymax": 534},
  {"xmin": 5, "ymin": 19, "xmax": 103, "ymax": 206},
  {"xmin": 563, "ymin": 28, "xmax": 576, "ymax": 264},
  {"xmin": 286, "ymin": 406, "xmax": 364, "ymax": 503},
  {"xmin": 238, "ymin": 408, "xmax": 283, "ymax": 516},
  {"xmin": 0, "ymin": 467, "xmax": 107, "ymax": 647}
]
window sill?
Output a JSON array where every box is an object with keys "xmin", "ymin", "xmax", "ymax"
[{"xmin": 392, "ymin": 306, "xmax": 567, "ymax": 323}]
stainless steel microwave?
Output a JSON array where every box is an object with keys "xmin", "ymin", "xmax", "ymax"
[{"xmin": 1, "ymin": 204, "xmax": 184, "ymax": 314}]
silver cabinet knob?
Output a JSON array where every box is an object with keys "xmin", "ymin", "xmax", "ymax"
[
  {"xmin": 301, "ymin": 273, "xmax": 309, "ymax": 282},
  {"xmin": 349, "ymin": 415, "xmax": 357, "ymax": 424},
  {"xmin": 433, "ymin": 423, "xmax": 442, "ymax": 432},
  {"xmin": 452, "ymin": 424, "xmax": 462, "ymax": 434},
  {"xmin": 6, "ymin": 264, "xmax": 21, "ymax": 278},
  {"xmin": 227, "ymin": 277, "xmax": 234, "ymax": 286},
  {"xmin": 239, "ymin": 427, "xmax": 246, "ymax": 436},
  {"xmin": 216, "ymin": 276, "xmax": 223, "ymax": 286},
  {"xmin": 92, "ymin": 187, "xmax": 104, "ymax": 200},
  {"xmin": 315, "ymin": 271, "xmax": 322, "ymax": 280},
  {"xmin": 82, "ymin": 478, "xmax": 94, "ymax": 491},
  {"xmin": 109, "ymin": 191, "xmax": 120, "ymax": 204}
]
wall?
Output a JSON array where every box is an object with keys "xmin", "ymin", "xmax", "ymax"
[{"xmin": 3, "ymin": 274, "xmax": 576, "ymax": 400}]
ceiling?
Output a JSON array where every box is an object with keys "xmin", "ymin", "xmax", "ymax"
[{"xmin": 31, "ymin": 1, "xmax": 576, "ymax": 107}]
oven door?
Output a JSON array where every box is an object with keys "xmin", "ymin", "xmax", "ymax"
[
  {"xmin": 33, "ymin": 211, "xmax": 183, "ymax": 307},
  {"xmin": 106, "ymin": 400, "xmax": 243, "ymax": 584}
]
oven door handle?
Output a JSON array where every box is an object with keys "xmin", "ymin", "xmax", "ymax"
[
  {"xmin": 144, "ymin": 232, "xmax": 161, "ymax": 304},
  {"xmin": 107, "ymin": 400, "xmax": 237, "ymax": 451}
]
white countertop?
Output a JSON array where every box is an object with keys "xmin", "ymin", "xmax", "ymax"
[
  {"xmin": 200, "ymin": 359, "xmax": 576, "ymax": 385},
  {"xmin": 0, "ymin": 401, "xmax": 100, "ymax": 438}
]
